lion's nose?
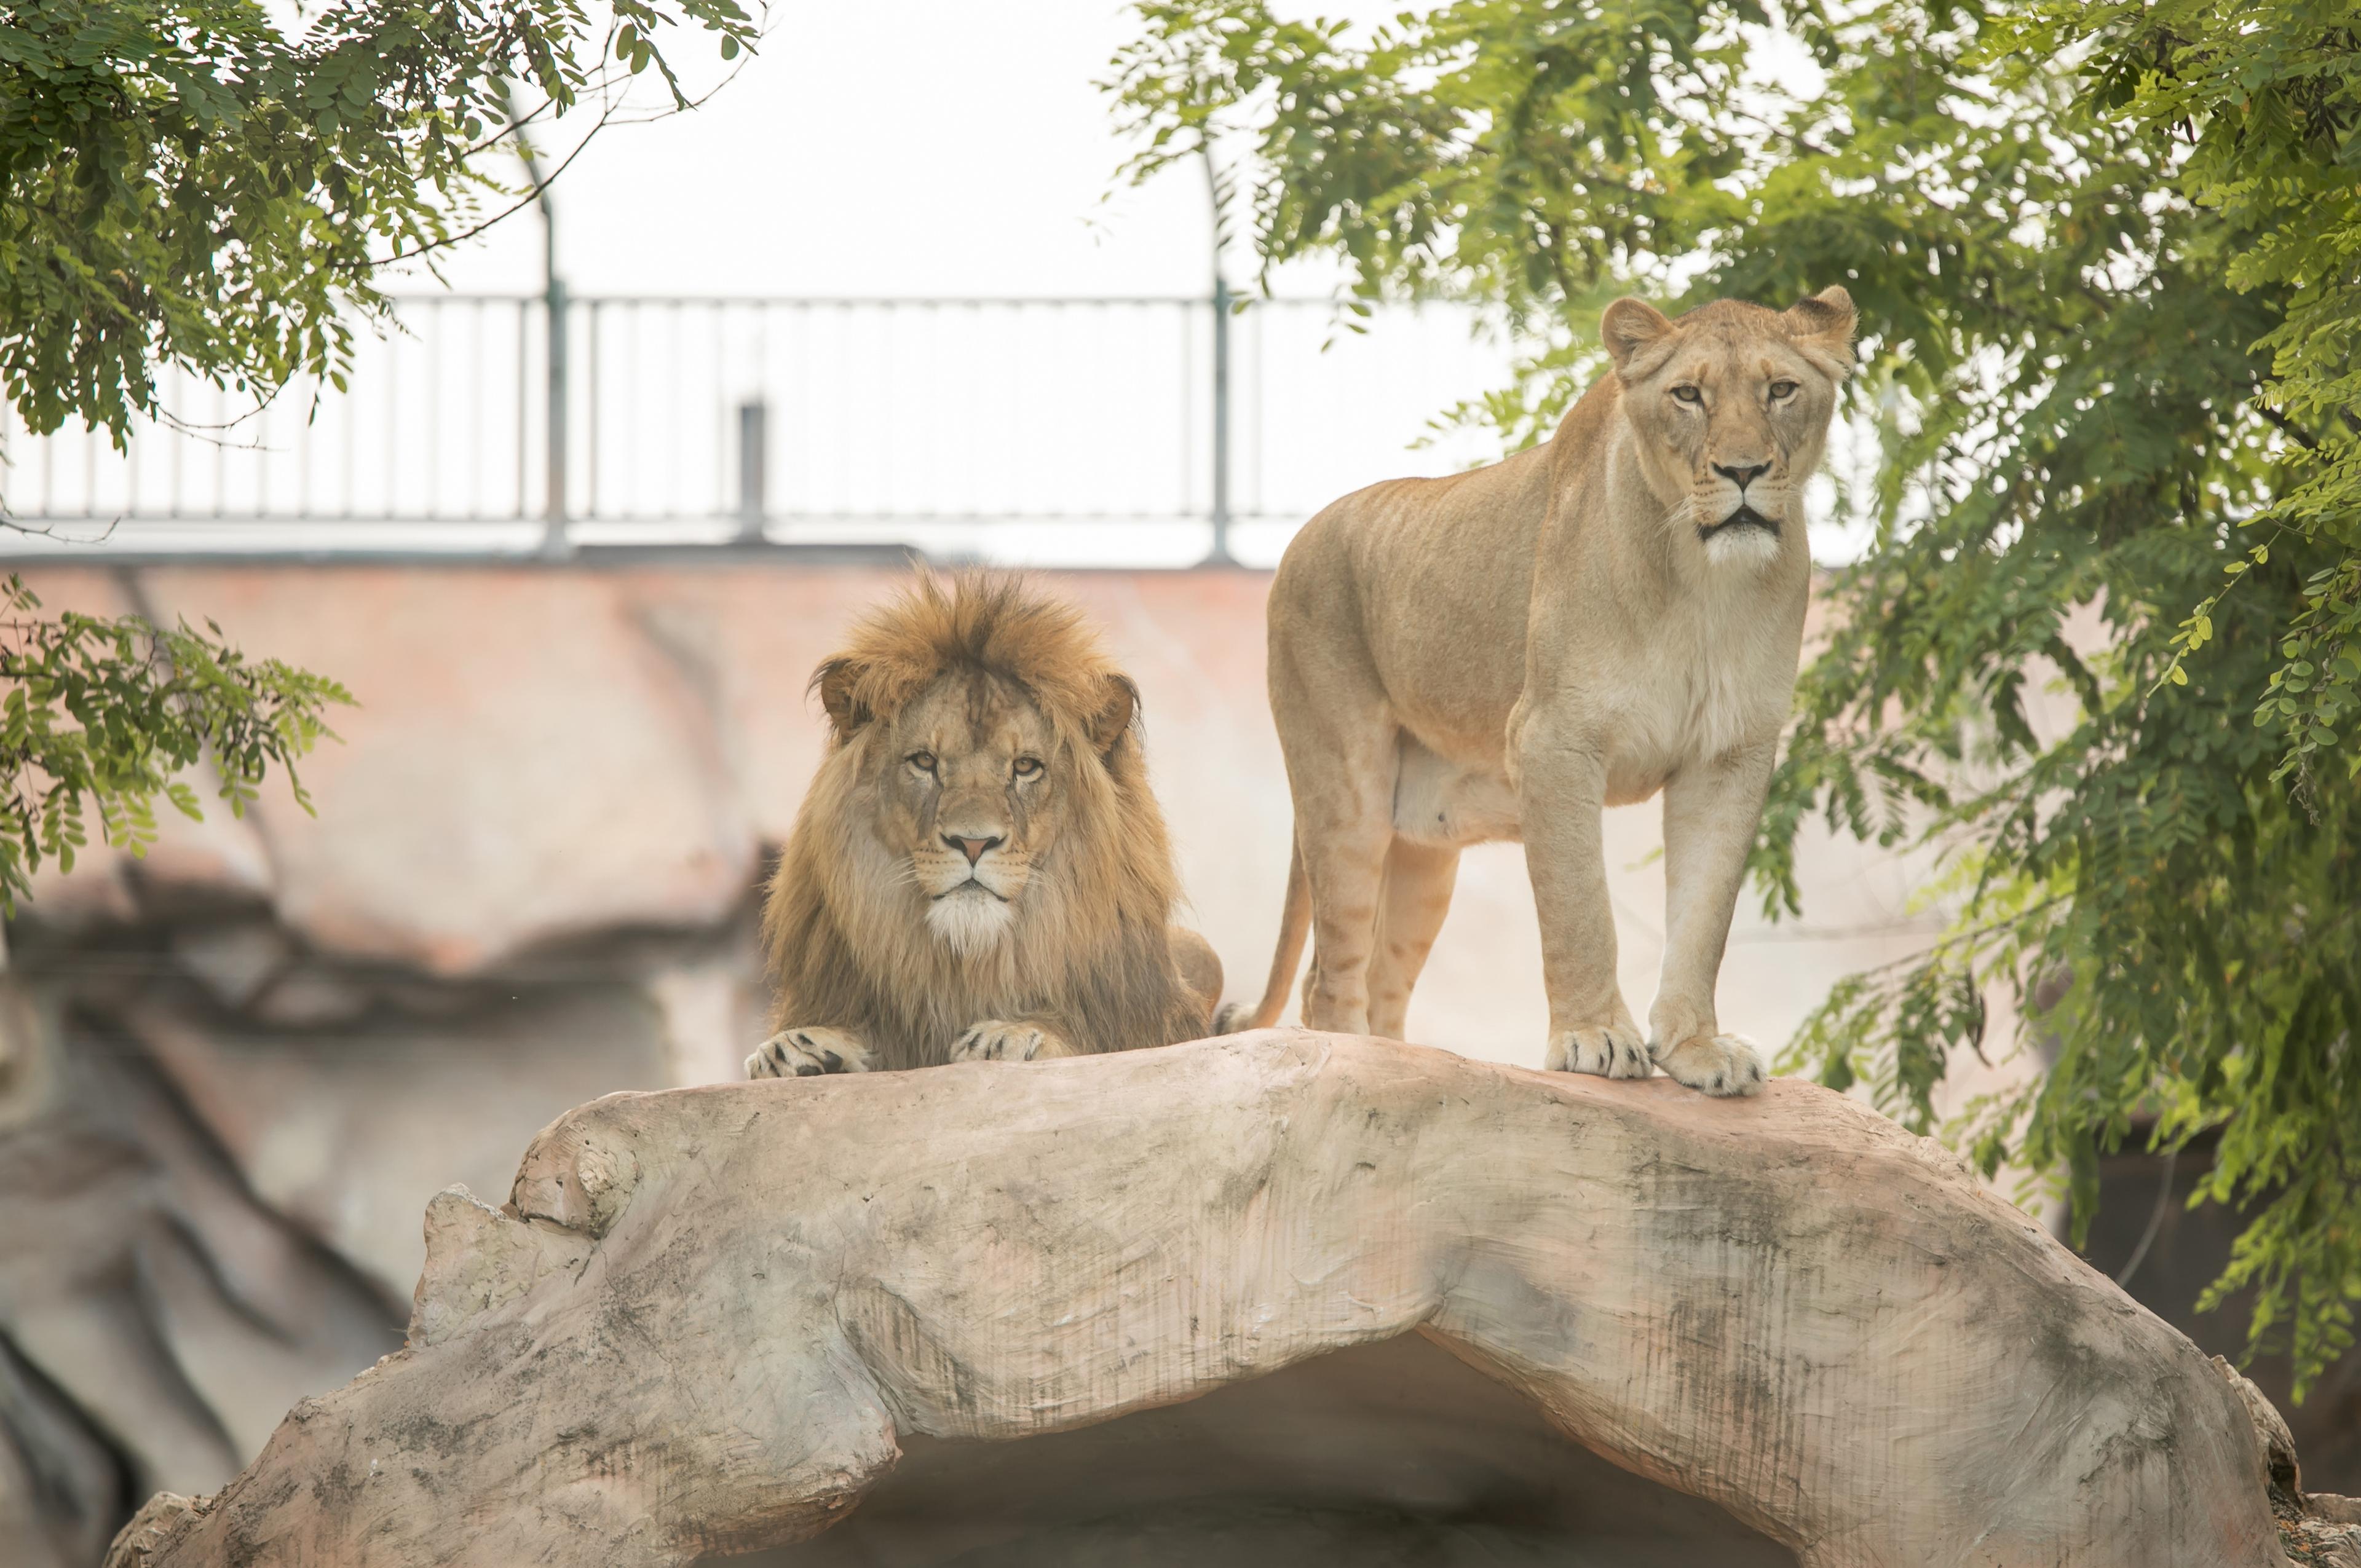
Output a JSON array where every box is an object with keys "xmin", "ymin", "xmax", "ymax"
[
  {"xmin": 1712, "ymin": 460, "xmax": 1772, "ymax": 490},
  {"xmin": 944, "ymin": 833, "xmax": 1003, "ymax": 865}
]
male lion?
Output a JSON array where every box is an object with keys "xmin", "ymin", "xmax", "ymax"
[
  {"xmin": 1222, "ymin": 287, "xmax": 1856, "ymax": 1096},
  {"xmin": 746, "ymin": 574, "xmax": 1222, "ymax": 1077}
]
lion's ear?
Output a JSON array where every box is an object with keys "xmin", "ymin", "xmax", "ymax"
[
  {"xmin": 1600, "ymin": 296, "xmax": 1675, "ymax": 374},
  {"xmin": 813, "ymin": 658, "xmax": 872, "ymax": 740},
  {"xmin": 1088, "ymin": 674, "xmax": 1139, "ymax": 758},
  {"xmin": 1785, "ymin": 285, "xmax": 1858, "ymax": 378}
]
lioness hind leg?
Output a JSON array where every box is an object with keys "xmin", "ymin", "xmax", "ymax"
[
  {"xmin": 1366, "ymin": 838, "xmax": 1460, "ymax": 1042},
  {"xmin": 746, "ymin": 1026, "xmax": 872, "ymax": 1079},
  {"xmin": 1275, "ymin": 728, "xmax": 1398, "ymax": 1038}
]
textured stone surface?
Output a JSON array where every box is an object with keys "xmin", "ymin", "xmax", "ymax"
[{"xmin": 106, "ymin": 1034, "xmax": 2282, "ymax": 1568}]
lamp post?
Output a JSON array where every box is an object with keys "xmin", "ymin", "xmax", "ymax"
[
  {"xmin": 1203, "ymin": 151, "xmax": 1236, "ymax": 568},
  {"xmin": 508, "ymin": 95, "xmax": 570, "ymax": 559}
]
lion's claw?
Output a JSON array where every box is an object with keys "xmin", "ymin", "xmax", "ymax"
[
  {"xmin": 1544, "ymin": 1023, "xmax": 1651, "ymax": 1079},
  {"xmin": 746, "ymin": 1027, "xmax": 872, "ymax": 1080},
  {"xmin": 1652, "ymin": 1031, "xmax": 1766, "ymax": 1098}
]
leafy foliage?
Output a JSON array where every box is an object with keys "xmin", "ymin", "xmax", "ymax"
[
  {"xmin": 0, "ymin": 573, "xmax": 352, "ymax": 912},
  {"xmin": 0, "ymin": 0, "xmax": 758, "ymax": 446},
  {"xmin": 1108, "ymin": 0, "xmax": 2361, "ymax": 1392}
]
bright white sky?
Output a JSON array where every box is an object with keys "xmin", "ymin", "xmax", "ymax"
[
  {"xmin": 421, "ymin": 0, "xmax": 1366, "ymax": 301},
  {"xmin": 5, "ymin": 1, "xmax": 1875, "ymax": 565}
]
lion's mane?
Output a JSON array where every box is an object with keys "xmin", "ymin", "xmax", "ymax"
[{"xmin": 760, "ymin": 575, "xmax": 1204, "ymax": 1069}]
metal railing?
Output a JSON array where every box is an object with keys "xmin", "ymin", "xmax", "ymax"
[{"xmin": 0, "ymin": 293, "xmax": 1516, "ymax": 562}]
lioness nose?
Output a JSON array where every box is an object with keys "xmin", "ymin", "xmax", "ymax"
[
  {"xmin": 946, "ymin": 833, "xmax": 1003, "ymax": 865},
  {"xmin": 1713, "ymin": 460, "xmax": 1771, "ymax": 490}
]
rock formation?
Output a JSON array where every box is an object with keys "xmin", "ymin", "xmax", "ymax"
[{"xmin": 103, "ymin": 1032, "xmax": 2300, "ymax": 1568}]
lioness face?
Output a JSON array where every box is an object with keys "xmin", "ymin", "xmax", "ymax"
[
  {"xmin": 1602, "ymin": 290, "xmax": 1856, "ymax": 570},
  {"xmin": 872, "ymin": 671, "xmax": 1064, "ymax": 959}
]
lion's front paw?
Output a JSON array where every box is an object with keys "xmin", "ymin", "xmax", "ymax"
[
  {"xmin": 948, "ymin": 1020, "xmax": 1062, "ymax": 1063},
  {"xmin": 1544, "ymin": 1023, "xmax": 1650, "ymax": 1079},
  {"xmin": 746, "ymin": 1026, "xmax": 872, "ymax": 1080},
  {"xmin": 1651, "ymin": 1031, "xmax": 1766, "ymax": 1098}
]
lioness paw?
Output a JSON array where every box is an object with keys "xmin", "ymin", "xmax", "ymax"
[
  {"xmin": 746, "ymin": 1027, "xmax": 872, "ymax": 1080},
  {"xmin": 1652, "ymin": 1032, "xmax": 1766, "ymax": 1098},
  {"xmin": 949, "ymin": 1020, "xmax": 1061, "ymax": 1062},
  {"xmin": 1211, "ymin": 1001, "xmax": 1256, "ymax": 1036},
  {"xmin": 1544, "ymin": 1023, "xmax": 1650, "ymax": 1079}
]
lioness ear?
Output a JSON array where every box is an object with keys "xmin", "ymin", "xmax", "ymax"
[
  {"xmin": 1784, "ymin": 285, "xmax": 1858, "ymax": 378},
  {"xmin": 1600, "ymin": 296, "xmax": 1675, "ymax": 375},
  {"xmin": 1089, "ymin": 674, "xmax": 1139, "ymax": 758},
  {"xmin": 812, "ymin": 658, "xmax": 871, "ymax": 740}
]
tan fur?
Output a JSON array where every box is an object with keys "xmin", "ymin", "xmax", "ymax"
[
  {"xmin": 748, "ymin": 574, "xmax": 1220, "ymax": 1079},
  {"xmin": 1225, "ymin": 288, "xmax": 1857, "ymax": 1097}
]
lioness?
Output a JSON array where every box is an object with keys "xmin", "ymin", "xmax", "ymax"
[
  {"xmin": 1224, "ymin": 288, "xmax": 1856, "ymax": 1096},
  {"xmin": 747, "ymin": 574, "xmax": 1222, "ymax": 1077}
]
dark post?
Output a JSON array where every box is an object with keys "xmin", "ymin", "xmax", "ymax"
[
  {"xmin": 544, "ymin": 266, "xmax": 568, "ymax": 553},
  {"xmin": 737, "ymin": 398, "xmax": 769, "ymax": 545},
  {"xmin": 507, "ymin": 88, "xmax": 570, "ymax": 558}
]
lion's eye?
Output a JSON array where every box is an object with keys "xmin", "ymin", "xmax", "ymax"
[
  {"xmin": 907, "ymin": 751, "xmax": 937, "ymax": 773},
  {"xmin": 1671, "ymin": 385, "xmax": 1703, "ymax": 405},
  {"xmin": 1012, "ymin": 756, "xmax": 1043, "ymax": 780},
  {"xmin": 1769, "ymin": 379, "xmax": 1800, "ymax": 400}
]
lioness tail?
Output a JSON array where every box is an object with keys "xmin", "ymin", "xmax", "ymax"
[{"xmin": 1215, "ymin": 840, "xmax": 1308, "ymax": 1033}]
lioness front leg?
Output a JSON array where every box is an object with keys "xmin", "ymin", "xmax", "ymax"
[
  {"xmin": 947, "ymin": 1019, "xmax": 1082, "ymax": 1063},
  {"xmin": 1647, "ymin": 741, "xmax": 1778, "ymax": 1097},
  {"xmin": 746, "ymin": 1026, "xmax": 873, "ymax": 1079},
  {"xmin": 1515, "ymin": 712, "xmax": 1648, "ymax": 1080}
]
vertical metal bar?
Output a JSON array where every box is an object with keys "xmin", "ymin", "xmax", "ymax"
[
  {"xmin": 1248, "ymin": 295, "xmax": 1264, "ymax": 521},
  {"xmin": 469, "ymin": 297, "xmax": 486, "ymax": 521},
  {"xmin": 343, "ymin": 350, "xmax": 357, "ymax": 520},
  {"xmin": 298, "ymin": 366, "xmax": 313, "ymax": 518},
  {"xmin": 421, "ymin": 301, "xmax": 438, "ymax": 519},
  {"xmin": 1208, "ymin": 277, "xmax": 1234, "ymax": 564},
  {"xmin": 1179, "ymin": 301, "xmax": 1193, "ymax": 520},
  {"xmin": 542, "ymin": 272, "xmax": 569, "ymax": 553},
  {"xmin": 626, "ymin": 301, "xmax": 642, "ymax": 518},
  {"xmin": 670, "ymin": 299, "xmax": 686, "ymax": 521},
  {"xmin": 712, "ymin": 304, "xmax": 727, "ymax": 524},
  {"xmin": 382, "ymin": 323, "xmax": 400, "ymax": 517},
  {"xmin": 736, "ymin": 399, "xmax": 767, "ymax": 543},
  {"xmin": 515, "ymin": 299, "xmax": 529, "ymax": 521},
  {"xmin": 585, "ymin": 299, "xmax": 601, "ymax": 520}
]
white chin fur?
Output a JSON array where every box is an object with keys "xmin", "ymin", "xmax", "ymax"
[
  {"xmin": 926, "ymin": 888, "xmax": 1014, "ymax": 958},
  {"xmin": 1703, "ymin": 524, "xmax": 1783, "ymax": 569}
]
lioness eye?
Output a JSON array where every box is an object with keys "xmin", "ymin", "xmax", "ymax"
[
  {"xmin": 1770, "ymin": 380, "xmax": 1799, "ymax": 400},
  {"xmin": 1671, "ymin": 385, "xmax": 1703, "ymax": 404},
  {"xmin": 907, "ymin": 751, "xmax": 936, "ymax": 773},
  {"xmin": 1012, "ymin": 756, "xmax": 1043, "ymax": 779}
]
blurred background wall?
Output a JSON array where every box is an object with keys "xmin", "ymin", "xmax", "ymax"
[{"xmin": 4, "ymin": 558, "xmax": 2348, "ymax": 1567}]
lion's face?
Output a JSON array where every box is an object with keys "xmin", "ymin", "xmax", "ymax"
[
  {"xmin": 1601, "ymin": 288, "xmax": 1856, "ymax": 570},
  {"xmin": 858, "ymin": 669, "xmax": 1094, "ymax": 959}
]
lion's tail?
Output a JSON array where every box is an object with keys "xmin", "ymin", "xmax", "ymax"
[{"xmin": 1215, "ymin": 838, "xmax": 1308, "ymax": 1034}]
